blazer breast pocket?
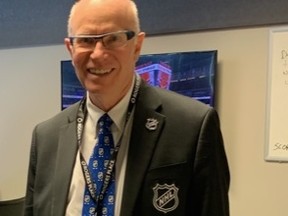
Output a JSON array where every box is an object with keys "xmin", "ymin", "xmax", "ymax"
[{"xmin": 135, "ymin": 163, "xmax": 192, "ymax": 216}]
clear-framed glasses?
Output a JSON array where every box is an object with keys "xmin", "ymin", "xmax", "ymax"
[{"xmin": 69, "ymin": 30, "xmax": 135, "ymax": 52}]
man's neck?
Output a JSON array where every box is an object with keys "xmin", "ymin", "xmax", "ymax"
[{"xmin": 88, "ymin": 77, "xmax": 134, "ymax": 112}]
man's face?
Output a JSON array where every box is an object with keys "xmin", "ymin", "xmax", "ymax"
[{"xmin": 65, "ymin": 1, "xmax": 145, "ymax": 105}]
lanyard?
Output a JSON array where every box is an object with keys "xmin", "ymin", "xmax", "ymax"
[{"xmin": 76, "ymin": 74, "xmax": 141, "ymax": 214}]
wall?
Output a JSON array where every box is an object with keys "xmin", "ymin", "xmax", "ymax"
[
  {"xmin": 1, "ymin": 26, "xmax": 287, "ymax": 216},
  {"xmin": 0, "ymin": 46, "xmax": 70, "ymax": 200}
]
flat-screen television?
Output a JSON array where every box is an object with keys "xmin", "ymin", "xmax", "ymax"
[{"xmin": 61, "ymin": 50, "xmax": 217, "ymax": 110}]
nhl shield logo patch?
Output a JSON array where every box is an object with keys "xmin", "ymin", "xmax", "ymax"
[{"xmin": 152, "ymin": 183, "xmax": 179, "ymax": 213}]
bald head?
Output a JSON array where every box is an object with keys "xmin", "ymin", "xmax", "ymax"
[{"xmin": 67, "ymin": 0, "xmax": 140, "ymax": 36}]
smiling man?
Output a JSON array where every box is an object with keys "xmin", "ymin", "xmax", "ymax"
[
  {"xmin": 65, "ymin": 0, "xmax": 145, "ymax": 112},
  {"xmin": 24, "ymin": 0, "xmax": 230, "ymax": 216}
]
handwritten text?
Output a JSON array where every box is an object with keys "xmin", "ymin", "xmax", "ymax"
[{"xmin": 274, "ymin": 142, "xmax": 288, "ymax": 151}]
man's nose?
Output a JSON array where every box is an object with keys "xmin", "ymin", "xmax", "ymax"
[{"xmin": 90, "ymin": 41, "xmax": 106, "ymax": 57}]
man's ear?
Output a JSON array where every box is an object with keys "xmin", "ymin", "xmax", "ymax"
[
  {"xmin": 64, "ymin": 38, "xmax": 75, "ymax": 66},
  {"xmin": 64, "ymin": 38, "xmax": 73, "ymax": 56},
  {"xmin": 134, "ymin": 32, "xmax": 145, "ymax": 62}
]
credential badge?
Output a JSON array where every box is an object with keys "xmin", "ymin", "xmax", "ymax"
[
  {"xmin": 152, "ymin": 183, "xmax": 179, "ymax": 214},
  {"xmin": 145, "ymin": 118, "xmax": 159, "ymax": 131}
]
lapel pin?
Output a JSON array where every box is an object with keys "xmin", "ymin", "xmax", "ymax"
[{"xmin": 145, "ymin": 118, "xmax": 159, "ymax": 131}]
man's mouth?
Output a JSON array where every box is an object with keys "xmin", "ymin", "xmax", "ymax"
[{"xmin": 88, "ymin": 68, "xmax": 113, "ymax": 75}]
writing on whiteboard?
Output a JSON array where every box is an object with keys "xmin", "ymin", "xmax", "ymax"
[
  {"xmin": 281, "ymin": 50, "xmax": 288, "ymax": 85},
  {"xmin": 274, "ymin": 142, "xmax": 288, "ymax": 151}
]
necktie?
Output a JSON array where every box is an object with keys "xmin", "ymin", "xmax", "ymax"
[{"xmin": 82, "ymin": 114, "xmax": 115, "ymax": 216}]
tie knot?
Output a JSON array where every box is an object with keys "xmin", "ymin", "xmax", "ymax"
[{"xmin": 98, "ymin": 113, "xmax": 113, "ymax": 129}]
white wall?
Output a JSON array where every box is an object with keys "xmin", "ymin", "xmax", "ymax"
[
  {"xmin": 0, "ymin": 45, "xmax": 70, "ymax": 200},
  {"xmin": 1, "ymin": 27, "xmax": 288, "ymax": 216}
]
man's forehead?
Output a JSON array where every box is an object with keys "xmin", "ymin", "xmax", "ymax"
[{"xmin": 71, "ymin": 1, "xmax": 133, "ymax": 28}]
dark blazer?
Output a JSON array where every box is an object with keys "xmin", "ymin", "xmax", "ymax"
[{"xmin": 24, "ymin": 81, "xmax": 230, "ymax": 216}]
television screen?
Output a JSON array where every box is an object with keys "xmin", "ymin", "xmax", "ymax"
[{"xmin": 61, "ymin": 50, "xmax": 217, "ymax": 110}]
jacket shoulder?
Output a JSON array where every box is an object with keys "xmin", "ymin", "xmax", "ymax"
[
  {"xmin": 35, "ymin": 101, "xmax": 80, "ymax": 133},
  {"xmin": 147, "ymin": 85, "xmax": 214, "ymax": 118}
]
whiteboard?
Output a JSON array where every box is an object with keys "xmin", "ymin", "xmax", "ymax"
[{"xmin": 265, "ymin": 26, "xmax": 288, "ymax": 162}]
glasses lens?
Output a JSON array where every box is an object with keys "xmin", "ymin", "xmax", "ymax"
[
  {"xmin": 103, "ymin": 31, "xmax": 130, "ymax": 49},
  {"xmin": 74, "ymin": 37, "xmax": 95, "ymax": 47}
]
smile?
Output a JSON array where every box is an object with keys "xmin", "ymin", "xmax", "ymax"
[{"xmin": 88, "ymin": 68, "xmax": 113, "ymax": 75}]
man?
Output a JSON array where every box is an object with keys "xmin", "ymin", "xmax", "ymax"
[{"xmin": 24, "ymin": 0, "xmax": 230, "ymax": 215}]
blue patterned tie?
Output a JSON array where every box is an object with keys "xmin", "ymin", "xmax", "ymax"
[{"xmin": 82, "ymin": 114, "xmax": 115, "ymax": 216}]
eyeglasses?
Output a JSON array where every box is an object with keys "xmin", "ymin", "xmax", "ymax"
[{"xmin": 69, "ymin": 30, "xmax": 135, "ymax": 51}]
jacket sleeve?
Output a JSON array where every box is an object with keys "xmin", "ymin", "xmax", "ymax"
[
  {"xmin": 191, "ymin": 108, "xmax": 230, "ymax": 216},
  {"xmin": 23, "ymin": 127, "xmax": 37, "ymax": 216}
]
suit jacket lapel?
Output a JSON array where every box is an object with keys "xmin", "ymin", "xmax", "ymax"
[
  {"xmin": 121, "ymin": 83, "xmax": 165, "ymax": 216},
  {"xmin": 51, "ymin": 109, "xmax": 79, "ymax": 216}
]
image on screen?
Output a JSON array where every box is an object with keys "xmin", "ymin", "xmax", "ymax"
[{"xmin": 61, "ymin": 50, "xmax": 217, "ymax": 110}]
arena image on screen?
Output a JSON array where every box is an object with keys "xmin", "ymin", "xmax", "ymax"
[{"xmin": 61, "ymin": 50, "xmax": 217, "ymax": 110}]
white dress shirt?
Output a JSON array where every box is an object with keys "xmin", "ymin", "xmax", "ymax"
[{"xmin": 65, "ymin": 80, "xmax": 135, "ymax": 216}]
